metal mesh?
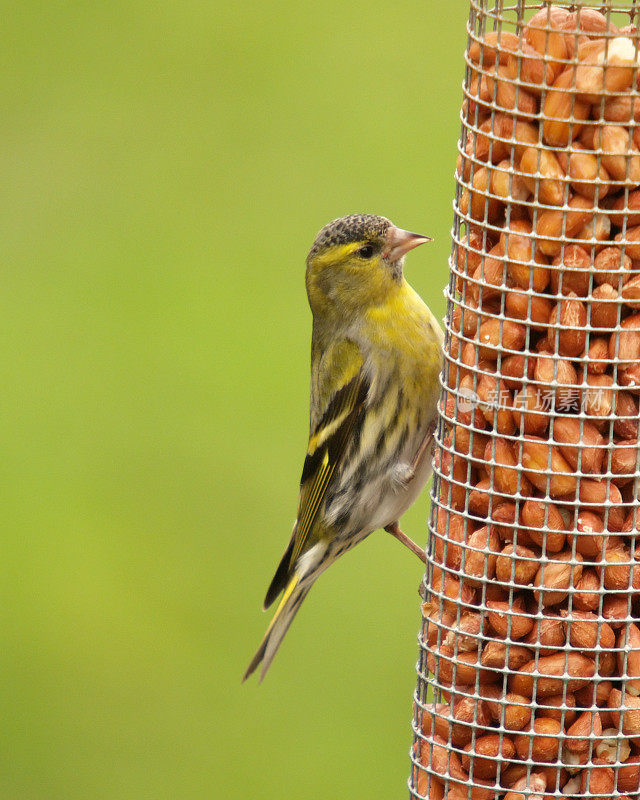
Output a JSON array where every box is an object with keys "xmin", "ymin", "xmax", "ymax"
[{"xmin": 410, "ymin": 3, "xmax": 640, "ymax": 799}]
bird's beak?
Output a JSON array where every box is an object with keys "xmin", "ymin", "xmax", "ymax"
[{"xmin": 382, "ymin": 226, "xmax": 432, "ymax": 261}]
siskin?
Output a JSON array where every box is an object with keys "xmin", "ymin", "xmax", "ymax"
[{"xmin": 244, "ymin": 214, "xmax": 444, "ymax": 681}]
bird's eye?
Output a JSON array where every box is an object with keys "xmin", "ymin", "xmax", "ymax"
[{"xmin": 357, "ymin": 244, "xmax": 376, "ymax": 259}]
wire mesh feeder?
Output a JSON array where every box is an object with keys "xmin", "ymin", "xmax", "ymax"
[{"xmin": 409, "ymin": 2, "xmax": 640, "ymax": 799}]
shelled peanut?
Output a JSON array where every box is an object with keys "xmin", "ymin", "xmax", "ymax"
[{"xmin": 417, "ymin": 6, "xmax": 640, "ymax": 800}]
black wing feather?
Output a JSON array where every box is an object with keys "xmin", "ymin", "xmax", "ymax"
[{"xmin": 262, "ymin": 374, "xmax": 368, "ymax": 608}]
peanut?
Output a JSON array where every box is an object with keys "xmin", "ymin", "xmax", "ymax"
[
  {"xmin": 535, "ymin": 196, "xmax": 594, "ymax": 256},
  {"xmin": 593, "ymin": 246, "xmax": 632, "ymax": 287},
  {"xmin": 512, "ymin": 384, "xmax": 549, "ymax": 437},
  {"xmin": 504, "ymin": 291, "xmax": 553, "ymax": 330},
  {"xmin": 580, "ymin": 758, "xmax": 615, "ymax": 800},
  {"xmin": 450, "ymin": 695, "xmax": 492, "ymax": 747},
  {"xmin": 561, "ymin": 609, "xmax": 615, "ymax": 651},
  {"xmin": 617, "ymin": 755, "xmax": 640, "ymax": 794},
  {"xmin": 558, "ymin": 145, "xmax": 610, "ymax": 201},
  {"xmin": 552, "ymin": 416, "xmax": 605, "ymax": 474},
  {"xmin": 468, "ymin": 30, "xmax": 520, "ymax": 67},
  {"xmin": 565, "ymin": 709, "xmax": 602, "ymax": 753},
  {"xmin": 610, "ymin": 189, "xmax": 640, "ymax": 227},
  {"xmin": 462, "ymin": 733, "xmax": 517, "ymax": 779},
  {"xmin": 513, "ymin": 717, "xmax": 561, "ymax": 762},
  {"xmin": 480, "ymin": 640, "xmax": 533, "ymax": 671},
  {"xmin": 615, "ymin": 392, "xmax": 639, "ymax": 439},
  {"xmin": 521, "ymin": 436, "xmax": 577, "ymax": 497},
  {"xmin": 485, "ymin": 438, "xmax": 532, "ymax": 497},
  {"xmin": 533, "ymin": 551, "xmax": 583, "ymax": 607},
  {"xmin": 587, "ymin": 336, "xmax": 611, "ymax": 375},
  {"xmin": 591, "ymin": 283, "xmax": 620, "ymax": 329},
  {"xmin": 521, "ymin": 499, "xmax": 566, "ymax": 553},
  {"xmin": 477, "ymin": 318, "xmax": 526, "ymax": 358},
  {"xmin": 510, "ymin": 652, "xmax": 595, "ymax": 698},
  {"xmin": 622, "ymin": 273, "xmax": 640, "ymax": 308},
  {"xmin": 522, "ymin": 614, "xmax": 566, "ymax": 656},
  {"xmin": 553, "ymin": 294, "xmax": 588, "ymax": 357},
  {"xmin": 575, "ymin": 510, "xmax": 605, "ymax": 559},
  {"xmin": 573, "ymin": 568, "xmax": 601, "ymax": 611},
  {"xmin": 487, "ymin": 596, "xmax": 534, "ymax": 640},
  {"xmin": 611, "ymin": 312, "xmax": 640, "ymax": 364},
  {"xmin": 617, "ymin": 622, "xmax": 640, "ymax": 695},
  {"xmin": 549, "ymin": 244, "xmax": 590, "ymax": 295},
  {"xmin": 519, "ymin": 146, "xmax": 565, "ymax": 206},
  {"xmin": 495, "ymin": 544, "xmax": 538, "ymax": 586},
  {"xmin": 600, "ymin": 125, "xmax": 640, "ymax": 185},
  {"xmin": 460, "ymin": 525, "xmax": 501, "ymax": 585},
  {"xmin": 542, "ymin": 67, "xmax": 589, "ymax": 146},
  {"xmin": 615, "ymin": 224, "xmax": 640, "ymax": 259}
]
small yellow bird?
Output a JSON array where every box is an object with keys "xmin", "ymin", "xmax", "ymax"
[{"xmin": 244, "ymin": 214, "xmax": 444, "ymax": 681}]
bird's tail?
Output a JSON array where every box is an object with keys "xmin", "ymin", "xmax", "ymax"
[{"xmin": 243, "ymin": 573, "xmax": 310, "ymax": 682}]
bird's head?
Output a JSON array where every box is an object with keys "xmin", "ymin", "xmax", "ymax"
[{"xmin": 305, "ymin": 214, "xmax": 431, "ymax": 319}]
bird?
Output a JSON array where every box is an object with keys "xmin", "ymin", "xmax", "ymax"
[{"xmin": 243, "ymin": 213, "xmax": 444, "ymax": 681}]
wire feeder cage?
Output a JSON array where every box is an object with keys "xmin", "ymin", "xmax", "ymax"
[{"xmin": 410, "ymin": 2, "xmax": 640, "ymax": 799}]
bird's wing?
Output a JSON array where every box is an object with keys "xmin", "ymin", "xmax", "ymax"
[{"xmin": 263, "ymin": 340, "xmax": 367, "ymax": 609}]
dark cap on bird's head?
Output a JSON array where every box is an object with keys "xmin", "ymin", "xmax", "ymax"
[
  {"xmin": 307, "ymin": 214, "xmax": 430, "ymax": 265},
  {"xmin": 307, "ymin": 214, "xmax": 392, "ymax": 261}
]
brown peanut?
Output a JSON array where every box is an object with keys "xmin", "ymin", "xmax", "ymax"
[
  {"xmin": 622, "ymin": 273, "xmax": 640, "ymax": 309},
  {"xmin": 462, "ymin": 733, "xmax": 517, "ymax": 779},
  {"xmin": 587, "ymin": 336, "xmax": 611, "ymax": 374},
  {"xmin": 533, "ymin": 551, "xmax": 583, "ymax": 607},
  {"xmin": 561, "ymin": 609, "xmax": 615, "ymax": 651},
  {"xmin": 521, "ymin": 436, "xmax": 577, "ymax": 497},
  {"xmin": 477, "ymin": 318, "xmax": 526, "ymax": 358},
  {"xmin": 573, "ymin": 567, "xmax": 601, "ymax": 611},
  {"xmin": 505, "ymin": 291, "xmax": 553, "ymax": 330},
  {"xmin": 519, "ymin": 146, "xmax": 565, "ymax": 206},
  {"xmin": 513, "ymin": 717, "xmax": 561, "ymax": 762},
  {"xmin": 580, "ymin": 759, "xmax": 615, "ymax": 800},
  {"xmin": 593, "ymin": 246, "xmax": 632, "ymax": 287},
  {"xmin": 559, "ymin": 145, "xmax": 610, "ymax": 201},
  {"xmin": 510, "ymin": 652, "xmax": 595, "ymax": 698},
  {"xmin": 542, "ymin": 67, "xmax": 589, "ymax": 146},
  {"xmin": 575, "ymin": 510, "xmax": 605, "ymax": 559},
  {"xmin": 615, "ymin": 392, "xmax": 639, "ymax": 439},
  {"xmin": 535, "ymin": 196, "xmax": 595, "ymax": 256},
  {"xmin": 460, "ymin": 525, "xmax": 501, "ymax": 585},
  {"xmin": 565, "ymin": 710, "xmax": 602, "ymax": 753},
  {"xmin": 487, "ymin": 596, "xmax": 534, "ymax": 640},
  {"xmin": 521, "ymin": 499, "xmax": 566, "ymax": 553},
  {"xmin": 611, "ymin": 189, "xmax": 640, "ymax": 227},
  {"xmin": 549, "ymin": 244, "xmax": 590, "ymax": 295},
  {"xmin": 600, "ymin": 125, "xmax": 640, "ymax": 185},
  {"xmin": 523, "ymin": 614, "xmax": 566, "ymax": 657},
  {"xmin": 480, "ymin": 640, "xmax": 533, "ymax": 671},
  {"xmin": 485, "ymin": 438, "xmax": 532, "ymax": 497},
  {"xmin": 502, "ymin": 692, "xmax": 534, "ymax": 731},
  {"xmin": 591, "ymin": 283, "xmax": 620, "ymax": 329},
  {"xmin": 552, "ymin": 416, "xmax": 605, "ymax": 474},
  {"xmin": 512, "ymin": 384, "xmax": 549, "ymax": 436},
  {"xmin": 468, "ymin": 30, "xmax": 520, "ymax": 67},
  {"xmin": 611, "ymin": 312, "xmax": 640, "ymax": 364},
  {"xmin": 553, "ymin": 295, "xmax": 588, "ymax": 357}
]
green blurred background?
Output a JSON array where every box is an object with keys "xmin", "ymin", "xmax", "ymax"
[{"xmin": 3, "ymin": 2, "xmax": 469, "ymax": 797}]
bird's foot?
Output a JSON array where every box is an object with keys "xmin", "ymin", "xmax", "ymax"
[{"xmin": 384, "ymin": 521, "xmax": 426, "ymax": 563}]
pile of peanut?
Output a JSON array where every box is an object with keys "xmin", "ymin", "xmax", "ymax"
[{"xmin": 415, "ymin": 6, "xmax": 640, "ymax": 800}]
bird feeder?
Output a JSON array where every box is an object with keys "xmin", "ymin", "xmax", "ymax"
[{"xmin": 410, "ymin": 3, "xmax": 640, "ymax": 799}]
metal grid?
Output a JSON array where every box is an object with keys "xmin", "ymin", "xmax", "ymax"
[{"xmin": 410, "ymin": 2, "xmax": 640, "ymax": 799}]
